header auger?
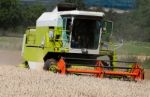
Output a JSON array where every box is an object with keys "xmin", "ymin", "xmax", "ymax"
[{"xmin": 22, "ymin": 3, "xmax": 144, "ymax": 81}]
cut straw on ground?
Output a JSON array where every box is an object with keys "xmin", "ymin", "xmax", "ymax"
[{"xmin": 0, "ymin": 65, "xmax": 150, "ymax": 97}]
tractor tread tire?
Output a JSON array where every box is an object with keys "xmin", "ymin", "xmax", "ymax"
[{"xmin": 43, "ymin": 59, "xmax": 56, "ymax": 70}]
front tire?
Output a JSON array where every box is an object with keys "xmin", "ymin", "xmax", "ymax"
[{"xmin": 43, "ymin": 59, "xmax": 57, "ymax": 71}]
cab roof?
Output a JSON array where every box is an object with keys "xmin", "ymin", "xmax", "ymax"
[
  {"xmin": 59, "ymin": 10, "xmax": 104, "ymax": 17},
  {"xmin": 36, "ymin": 10, "xmax": 104, "ymax": 27}
]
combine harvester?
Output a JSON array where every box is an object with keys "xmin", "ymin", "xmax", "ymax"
[{"xmin": 22, "ymin": 3, "xmax": 144, "ymax": 81}]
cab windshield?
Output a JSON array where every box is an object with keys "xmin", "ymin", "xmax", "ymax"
[{"xmin": 71, "ymin": 18, "xmax": 102, "ymax": 49}]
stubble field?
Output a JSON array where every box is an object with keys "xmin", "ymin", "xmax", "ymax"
[
  {"xmin": 0, "ymin": 65, "xmax": 150, "ymax": 97},
  {"xmin": 0, "ymin": 50, "xmax": 150, "ymax": 97}
]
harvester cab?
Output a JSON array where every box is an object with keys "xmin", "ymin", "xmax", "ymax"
[{"xmin": 22, "ymin": 3, "xmax": 144, "ymax": 81}]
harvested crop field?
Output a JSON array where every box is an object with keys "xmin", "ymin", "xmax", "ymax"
[
  {"xmin": 0, "ymin": 65, "xmax": 150, "ymax": 97},
  {"xmin": 0, "ymin": 50, "xmax": 150, "ymax": 97}
]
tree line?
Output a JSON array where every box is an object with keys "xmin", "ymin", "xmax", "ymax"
[
  {"xmin": 0, "ymin": 0, "xmax": 149, "ymax": 41},
  {"xmin": 105, "ymin": 0, "xmax": 150, "ymax": 42},
  {"xmin": 0, "ymin": 0, "xmax": 84, "ymax": 29},
  {"xmin": 0, "ymin": 0, "xmax": 46, "ymax": 29}
]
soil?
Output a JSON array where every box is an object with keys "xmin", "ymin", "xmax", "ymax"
[{"xmin": 0, "ymin": 50, "xmax": 22, "ymax": 65}]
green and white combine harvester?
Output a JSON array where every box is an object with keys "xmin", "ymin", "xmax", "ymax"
[{"xmin": 22, "ymin": 3, "xmax": 144, "ymax": 80}]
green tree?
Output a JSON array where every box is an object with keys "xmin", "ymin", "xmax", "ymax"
[
  {"xmin": 133, "ymin": 0, "xmax": 150, "ymax": 41},
  {"xmin": 21, "ymin": 3, "xmax": 46, "ymax": 27},
  {"xmin": 0, "ymin": 0, "xmax": 22, "ymax": 28},
  {"xmin": 104, "ymin": 0, "xmax": 150, "ymax": 42}
]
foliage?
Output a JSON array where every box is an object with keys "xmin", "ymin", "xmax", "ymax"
[
  {"xmin": 105, "ymin": 0, "xmax": 150, "ymax": 42},
  {"xmin": 21, "ymin": 3, "xmax": 46, "ymax": 27},
  {"xmin": 133, "ymin": 0, "xmax": 150, "ymax": 41},
  {"xmin": 0, "ymin": 0, "xmax": 149, "ymax": 42},
  {"xmin": 0, "ymin": 0, "xmax": 46, "ymax": 29},
  {"xmin": 0, "ymin": 0, "xmax": 22, "ymax": 28}
]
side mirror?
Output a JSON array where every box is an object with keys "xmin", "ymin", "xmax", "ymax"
[
  {"xmin": 101, "ymin": 21, "xmax": 113, "ymax": 41},
  {"xmin": 103, "ymin": 21, "xmax": 113, "ymax": 34}
]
